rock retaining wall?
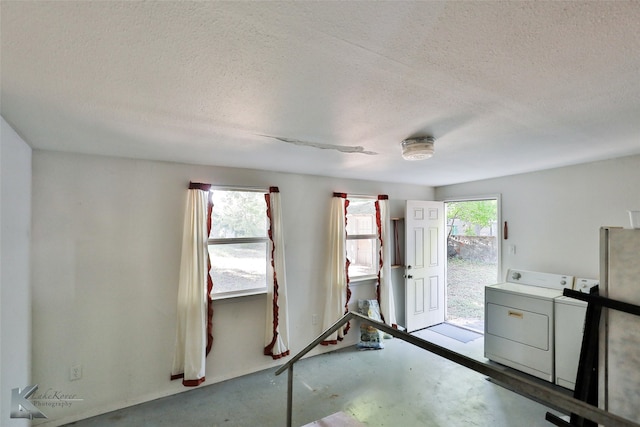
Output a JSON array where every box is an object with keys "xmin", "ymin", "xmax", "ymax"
[{"xmin": 447, "ymin": 235, "xmax": 497, "ymax": 263}]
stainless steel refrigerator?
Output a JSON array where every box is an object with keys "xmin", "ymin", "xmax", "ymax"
[{"xmin": 599, "ymin": 226, "xmax": 640, "ymax": 423}]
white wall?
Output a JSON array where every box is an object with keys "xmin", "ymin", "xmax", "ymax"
[
  {"xmin": 28, "ymin": 145, "xmax": 640, "ymax": 425},
  {"xmin": 1, "ymin": 117, "xmax": 32, "ymax": 426},
  {"xmin": 30, "ymin": 150, "xmax": 433, "ymax": 425},
  {"xmin": 436, "ymin": 154, "xmax": 640, "ymax": 281}
]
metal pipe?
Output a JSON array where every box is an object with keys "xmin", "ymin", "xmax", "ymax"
[
  {"xmin": 276, "ymin": 313, "xmax": 356, "ymax": 426},
  {"xmin": 287, "ymin": 365, "xmax": 293, "ymax": 427},
  {"xmin": 564, "ymin": 288, "xmax": 640, "ymax": 316},
  {"xmin": 276, "ymin": 311, "xmax": 640, "ymax": 427},
  {"xmin": 275, "ymin": 312, "xmax": 356, "ymax": 376}
]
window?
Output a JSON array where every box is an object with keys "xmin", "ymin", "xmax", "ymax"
[
  {"xmin": 209, "ymin": 189, "xmax": 268, "ymax": 298},
  {"xmin": 346, "ymin": 198, "xmax": 378, "ymax": 280}
]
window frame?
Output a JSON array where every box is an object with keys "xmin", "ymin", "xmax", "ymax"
[
  {"xmin": 208, "ymin": 186, "xmax": 270, "ymax": 300},
  {"xmin": 346, "ymin": 196, "xmax": 380, "ymax": 282}
]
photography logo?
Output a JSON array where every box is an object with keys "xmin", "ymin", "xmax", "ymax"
[
  {"xmin": 11, "ymin": 384, "xmax": 84, "ymax": 419},
  {"xmin": 11, "ymin": 385, "xmax": 47, "ymax": 419}
]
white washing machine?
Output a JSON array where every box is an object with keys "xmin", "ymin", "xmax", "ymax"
[
  {"xmin": 554, "ymin": 278, "xmax": 599, "ymax": 390},
  {"xmin": 485, "ymin": 269, "xmax": 574, "ymax": 382}
]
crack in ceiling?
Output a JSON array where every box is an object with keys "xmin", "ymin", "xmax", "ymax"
[{"xmin": 262, "ymin": 135, "xmax": 378, "ymax": 155}]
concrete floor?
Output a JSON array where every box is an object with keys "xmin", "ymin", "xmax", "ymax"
[{"xmin": 65, "ymin": 327, "xmax": 566, "ymax": 426}]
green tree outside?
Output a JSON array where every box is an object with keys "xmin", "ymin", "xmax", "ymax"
[
  {"xmin": 446, "ymin": 200, "xmax": 497, "ymax": 238},
  {"xmin": 211, "ymin": 190, "xmax": 267, "ymax": 238}
]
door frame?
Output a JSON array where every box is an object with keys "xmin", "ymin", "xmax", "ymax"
[{"xmin": 441, "ymin": 194, "xmax": 503, "ymax": 321}]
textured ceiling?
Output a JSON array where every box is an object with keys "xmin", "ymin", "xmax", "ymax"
[{"xmin": 2, "ymin": 1, "xmax": 640, "ymax": 186}]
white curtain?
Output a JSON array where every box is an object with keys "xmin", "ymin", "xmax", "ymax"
[
  {"xmin": 171, "ymin": 185, "xmax": 211, "ymax": 386},
  {"xmin": 321, "ymin": 193, "xmax": 351, "ymax": 345},
  {"xmin": 376, "ymin": 196, "xmax": 397, "ymax": 327},
  {"xmin": 264, "ymin": 188, "xmax": 291, "ymax": 359}
]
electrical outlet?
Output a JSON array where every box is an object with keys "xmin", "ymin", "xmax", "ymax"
[
  {"xmin": 70, "ymin": 364, "xmax": 82, "ymax": 381},
  {"xmin": 312, "ymin": 314, "xmax": 318, "ymax": 325}
]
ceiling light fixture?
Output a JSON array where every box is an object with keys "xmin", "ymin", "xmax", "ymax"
[{"xmin": 401, "ymin": 136, "xmax": 435, "ymax": 161}]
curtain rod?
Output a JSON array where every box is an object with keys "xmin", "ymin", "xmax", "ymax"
[
  {"xmin": 344, "ymin": 193, "xmax": 377, "ymax": 199},
  {"xmin": 210, "ymin": 185, "xmax": 269, "ymax": 192},
  {"xmin": 346, "ymin": 193, "xmax": 390, "ymax": 200}
]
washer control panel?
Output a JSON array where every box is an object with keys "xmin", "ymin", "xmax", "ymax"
[{"xmin": 574, "ymin": 278, "xmax": 599, "ymax": 293}]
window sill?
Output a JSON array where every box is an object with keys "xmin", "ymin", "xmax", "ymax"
[
  {"xmin": 350, "ymin": 275, "xmax": 378, "ymax": 284},
  {"xmin": 211, "ymin": 288, "xmax": 267, "ymax": 302}
]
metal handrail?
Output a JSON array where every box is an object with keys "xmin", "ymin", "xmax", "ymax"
[{"xmin": 275, "ymin": 311, "xmax": 640, "ymax": 427}]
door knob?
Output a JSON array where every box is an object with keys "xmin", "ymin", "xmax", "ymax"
[{"xmin": 406, "ymin": 275, "xmax": 413, "ymax": 279}]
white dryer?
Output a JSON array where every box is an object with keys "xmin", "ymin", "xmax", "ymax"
[
  {"xmin": 485, "ymin": 269, "xmax": 574, "ymax": 382},
  {"xmin": 554, "ymin": 278, "xmax": 599, "ymax": 390}
]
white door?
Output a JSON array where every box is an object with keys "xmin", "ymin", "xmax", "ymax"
[{"xmin": 405, "ymin": 200, "xmax": 446, "ymax": 333}]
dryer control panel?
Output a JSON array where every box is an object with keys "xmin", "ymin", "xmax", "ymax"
[{"xmin": 507, "ymin": 269, "xmax": 574, "ymax": 291}]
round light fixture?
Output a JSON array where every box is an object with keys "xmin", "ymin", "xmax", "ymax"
[{"xmin": 401, "ymin": 136, "xmax": 435, "ymax": 161}]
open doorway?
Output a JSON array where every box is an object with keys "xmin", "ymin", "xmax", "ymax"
[{"xmin": 444, "ymin": 198, "xmax": 500, "ymax": 333}]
